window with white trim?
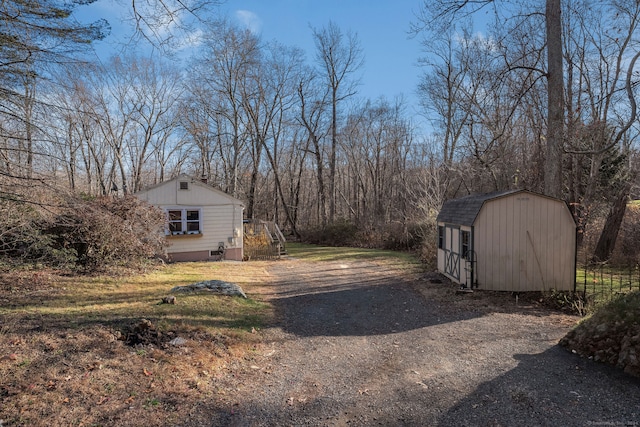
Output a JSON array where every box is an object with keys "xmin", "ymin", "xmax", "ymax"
[{"xmin": 166, "ymin": 208, "xmax": 202, "ymax": 235}]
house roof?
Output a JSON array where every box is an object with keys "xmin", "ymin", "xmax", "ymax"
[{"xmin": 436, "ymin": 189, "xmax": 524, "ymax": 226}]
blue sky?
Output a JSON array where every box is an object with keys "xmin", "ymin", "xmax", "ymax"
[
  {"xmin": 223, "ymin": 1, "xmax": 425, "ymax": 110},
  {"xmin": 78, "ymin": 0, "xmax": 426, "ymax": 118}
]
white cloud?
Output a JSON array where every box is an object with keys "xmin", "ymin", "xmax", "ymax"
[{"xmin": 235, "ymin": 10, "xmax": 262, "ymax": 34}]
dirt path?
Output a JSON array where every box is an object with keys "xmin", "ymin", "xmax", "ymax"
[{"xmin": 209, "ymin": 257, "xmax": 640, "ymax": 426}]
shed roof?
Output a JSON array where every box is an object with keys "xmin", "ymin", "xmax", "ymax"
[{"xmin": 436, "ymin": 189, "xmax": 524, "ymax": 226}]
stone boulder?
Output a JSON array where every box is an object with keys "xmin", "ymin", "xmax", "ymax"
[{"xmin": 171, "ymin": 280, "xmax": 247, "ymax": 298}]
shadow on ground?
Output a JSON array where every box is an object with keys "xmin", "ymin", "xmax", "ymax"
[
  {"xmin": 271, "ymin": 282, "xmax": 486, "ymax": 337},
  {"xmin": 436, "ymin": 346, "xmax": 640, "ymax": 426}
]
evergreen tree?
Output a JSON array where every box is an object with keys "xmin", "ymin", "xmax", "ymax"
[{"xmin": 0, "ymin": 0, "xmax": 108, "ymax": 101}]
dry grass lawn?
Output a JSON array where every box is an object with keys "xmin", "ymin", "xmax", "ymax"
[{"xmin": 0, "ymin": 260, "xmax": 275, "ymax": 426}]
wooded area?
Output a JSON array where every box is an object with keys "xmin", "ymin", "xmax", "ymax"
[{"xmin": 1, "ymin": 0, "xmax": 640, "ymax": 268}]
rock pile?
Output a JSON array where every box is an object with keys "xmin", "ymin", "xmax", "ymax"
[{"xmin": 559, "ymin": 291, "xmax": 640, "ymax": 377}]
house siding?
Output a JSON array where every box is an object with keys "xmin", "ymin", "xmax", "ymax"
[
  {"xmin": 136, "ymin": 176, "xmax": 244, "ymax": 261},
  {"xmin": 166, "ymin": 204, "xmax": 242, "ymax": 255}
]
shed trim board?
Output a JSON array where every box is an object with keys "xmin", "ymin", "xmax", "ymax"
[
  {"xmin": 436, "ymin": 190, "xmax": 576, "ymax": 292},
  {"xmin": 438, "ymin": 223, "xmax": 474, "ymax": 287},
  {"xmin": 136, "ymin": 175, "xmax": 245, "ymax": 262}
]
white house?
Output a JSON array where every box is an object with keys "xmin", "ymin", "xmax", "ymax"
[
  {"xmin": 135, "ymin": 175, "xmax": 244, "ymax": 261},
  {"xmin": 436, "ymin": 189, "xmax": 576, "ymax": 292}
]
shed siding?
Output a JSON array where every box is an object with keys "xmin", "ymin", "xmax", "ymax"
[
  {"xmin": 437, "ymin": 224, "xmax": 474, "ymax": 286},
  {"xmin": 474, "ymin": 193, "xmax": 575, "ymax": 291}
]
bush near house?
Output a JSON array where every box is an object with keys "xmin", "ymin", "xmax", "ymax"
[{"xmin": 0, "ymin": 194, "xmax": 167, "ymax": 272}]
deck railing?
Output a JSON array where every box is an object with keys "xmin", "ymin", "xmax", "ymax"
[{"xmin": 243, "ymin": 220, "xmax": 286, "ymax": 260}]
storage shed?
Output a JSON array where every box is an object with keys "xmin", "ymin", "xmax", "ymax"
[
  {"xmin": 436, "ymin": 189, "xmax": 576, "ymax": 292},
  {"xmin": 135, "ymin": 175, "xmax": 244, "ymax": 261}
]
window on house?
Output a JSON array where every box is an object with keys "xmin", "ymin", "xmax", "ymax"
[
  {"xmin": 166, "ymin": 208, "xmax": 201, "ymax": 235},
  {"xmin": 438, "ymin": 226, "xmax": 444, "ymax": 249},
  {"xmin": 179, "ymin": 181, "xmax": 189, "ymax": 190},
  {"xmin": 461, "ymin": 230, "xmax": 470, "ymax": 258}
]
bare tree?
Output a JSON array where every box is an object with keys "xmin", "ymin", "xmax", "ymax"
[
  {"xmin": 414, "ymin": 0, "xmax": 565, "ymax": 197},
  {"xmin": 417, "ymin": 24, "xmax": 474, "ymax": 167},
  {"xmin": 189, "ymin": 19, "xmax": 259, "ymax": 204},
  {"xmin": 241, "ymin": 41, "xmax": 305, "ymax": 235},
  {"xmin": 0, "ymin": 0, "xmax": 107, "ymax": 205},
  {"xmin": 127, "ymin": 0, "xmax": 219, "ymax": 51},
  {"xmin": 562, "ymin": 0, "xmax": 640, "ymax": 260},
  {"xmin": 312, "ymin": 21, "xmax": 364, "ymax": 223},
  {"xmin": 126, "ymin": 57, "xmax": 183, "ymax": 192},
  {"xmin": 297, "ymin": 67, "xmax": 330, "ymax": 226},
  {"xmin": 340, "ymin": 98, "xmax": 412, "ymax": 227},
  {"xmin": 545, "ymin": 0, "xmax": 564, "ymax": 198}
]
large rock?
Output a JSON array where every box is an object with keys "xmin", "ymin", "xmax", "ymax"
[{"xmin": 171, "ymin": 280, "xmax": 247, "ymax": 298}]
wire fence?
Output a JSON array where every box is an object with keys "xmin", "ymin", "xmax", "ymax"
[{"xmin": 577, "ymin": 262, "xmax": 640, "ymax": 304}]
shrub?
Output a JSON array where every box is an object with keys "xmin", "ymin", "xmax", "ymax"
[
  {"xmin": 48, "ymin": 195, "xmax": 167, "ymax": 270},
  {"xmin": 380, "ymin": 221, "xmax": 433, "ymax": 251},
  {"xmin": 0, "ymin": 193, "xmax": 167, "ymax": 272},
  {"xmin": 299, "ymin": 218, "xmax": 438, "ymax": 267},
  {"xmin": 301, "ymin": 220, "xmax": 359, "ymax": 246},
  {"xmin": 0, "ymin": 199, "xmax": 76, "ymax": 266}
]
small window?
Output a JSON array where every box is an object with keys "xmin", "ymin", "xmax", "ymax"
[
  {"xmin": 461, "ymin": 230, "xmax": 470, "ymax": 258},
  {"xmin": 185, "ymin": 210, "xmax": 200, "ymax": 232},
  {"xmin": 168, "ymin": 210, "xmax": 183, "ymax": 233},
  {"xmin": 179, "ymin": 181, "xmax": 189, "ymax": 190},
  {"xmin": 166, "ymin": 208, "xmax": 201, "ymax": 235},
  {"xmin": 438, "ymin": 226, "xmax": 444, "ymax": 249}
]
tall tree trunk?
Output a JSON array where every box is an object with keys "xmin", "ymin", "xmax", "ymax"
[
  {"xmin": 262, "ymin": 141, "xmax": 299, "ymax": 238},
  {"xmin": 592, "ymin": 182, "xmax": 631, "ymax": 262},
  {"xmin": 246, "ymin": 140, "xmax": 262, "ymax": 220},
  {"xmin": 313, "ymin": 138, "xmax": 328, "ymax": 227},
  {"xmin": 329, "ymin": 89, "xmax": 337, "ymax": 223},
  {"xmin": 544, "ymin": 0, "xmax": 564, "ymax": 199}
]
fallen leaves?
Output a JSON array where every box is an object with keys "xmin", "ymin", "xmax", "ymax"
[{"xmin": 1, "ymin": 353, "xmax": 18, "ymax": 362}]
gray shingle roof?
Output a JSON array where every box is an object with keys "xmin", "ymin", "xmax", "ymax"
[{"xmin": 436, "ymin": 189, "xmax": 522, "ymax": 226}]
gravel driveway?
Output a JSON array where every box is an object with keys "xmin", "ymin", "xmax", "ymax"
[{"xmin": 207, "ymin": 257, "xmax": 640, "ymax": 426}]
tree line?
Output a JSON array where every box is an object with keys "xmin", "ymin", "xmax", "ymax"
[{"xmin": 1, "ymin": 0, "xmax": 640, "ymax": 267}]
